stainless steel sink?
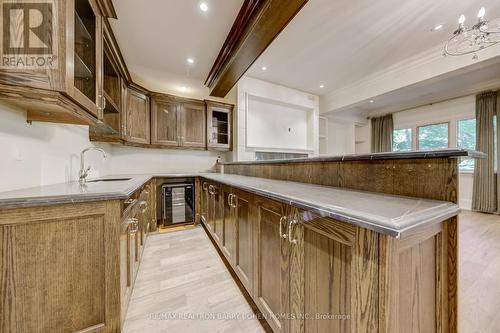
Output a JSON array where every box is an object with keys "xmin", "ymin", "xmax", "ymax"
[{"xmin": 87, "ymin": 178, "xmax": 131, "ymax": 183}]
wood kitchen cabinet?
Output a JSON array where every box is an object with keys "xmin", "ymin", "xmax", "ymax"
[
  {"xmin": 200, "ymin": 181, "xmax": 210, "ymax": 226},
  {"xmin": 221, "ymin": 187, "xmax": 254, "ymax": 292},
  {"xmin": 207, "ymin": 183, "xmax": 223, "ymax": 244},
  {"xmin": 119, "ymin": 217, "xmax": 133, "ymax": 322},
  {"xmin": 151, "ymin": 94, "xmax": 206, "ymax": 149},
  {"xmin": 0, "ymin": 0, "xmax": 106, "ymax": 125},
  {"xmin": 125, "ymin": 85, "xmax": 150, "ymax": 144},
  {"xmin": 181, "ymin": 102, "xmax": 206, "ymax": 148},
  {"xmin": 151, "ymin": 96, "xmax": 179, "ymax": 147},
  {"xmin": 222, "ymin": 186, "xmax": 235, "ymax": 263},
  {"xmin": 206, "ymin": 100, "xmax": 233, "ymax": 151},
  {"xmin": 253, "ymin": 195, "xmax": 298, "ymax": 333},
  {"xmin": 202, "ymin": 180, "xmax": 361, "ymax": 333},
  {"xmin": 89, "ymin": 21, "xmax": 128, "ymax": 142}
]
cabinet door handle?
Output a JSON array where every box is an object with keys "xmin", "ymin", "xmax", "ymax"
[
  {"xmin": 124, "ymin": 198, "xmax": 137, "ymax": 205},
  {"xmin": 202, "ymin": 182, "xmax": 208, "ymax": 190},
  {"xmin": 127, "ymin": 218, "xmax": 139, "ymax": 233},
  {"xmin": 231, "ymin": 195, "xmax": 237, "ymax": 208},
  {"xmin": 288, "ymin": 219, "xmax": 298, "ymax": 245},
  {"xmin": 279, "ymin": 216, "xmax": 288, "ymax": 239},
  {"xmin": 228, "ymin": 194, "xmax": 232, "ymax": 206},
  {"xmin": 140, "ymin": 200, "xmax": 148, "ymax": 213}
]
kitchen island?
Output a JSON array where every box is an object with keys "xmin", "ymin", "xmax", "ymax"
[{"xmin": 0, "ymin": 149, "xmax": 482, "ymax": 332}]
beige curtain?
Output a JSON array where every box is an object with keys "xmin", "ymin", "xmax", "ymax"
[
  {"xmin": 497, "ymin": 94, "xmax": 500, "ymax": 212},
  {"xmin": 472, "ymin": 91, "xmax": 497, "ymax": 213},
  {"xmin": 371, "ymin": 114, "xmax": 393, "ymax": 153}
]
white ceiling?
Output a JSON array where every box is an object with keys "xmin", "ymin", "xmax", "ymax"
[
  {"xmin": 110, "ymin": 0, "xmax": 244, "ymax": 98},
  {"xmin": 247, "ymin": 0, "xmax": 500, "ymax": 96},
  {"xmin": 331, "ymin": 55, "xmax": 500, "ymax": 121}
]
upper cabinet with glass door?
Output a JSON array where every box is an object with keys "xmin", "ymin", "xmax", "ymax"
[
  {"xmin": 206, "ymin": 100, "xmax": 234, "ymax": 151},
  {"xmin": 72, "ymin": 0, "xmax": 103, "ymax": 119},
  {"xmin": 0, "ymin": 0, "xmax": 106, "ymax": 125}
]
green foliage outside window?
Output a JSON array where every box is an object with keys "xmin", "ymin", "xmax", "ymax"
[
  {"xmin": 418, "ymin": 123, "xmax": 449, "ymax": 150},
  {"xmin": 457, "ymin": 118, "xmax": 476, "ymax": 170},
  {"xmin": 393, "ymin": 128, "xmax": 412, "ymax": 151}
]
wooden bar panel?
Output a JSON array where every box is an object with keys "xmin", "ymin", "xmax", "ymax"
[
  {"xmin": 398, "ymin": 237, "xmax": 436, "ymax": 332},
  {"xmin": 221, "ymin": 157, "xmax": 458, "ymax": 202},
  {"xmin": 379, "ymin": 217, "xmax": 458, "ymax": 333}
]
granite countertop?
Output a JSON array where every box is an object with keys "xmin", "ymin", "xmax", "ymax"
[
  {"xmin": 219, "ymin": 148, "xmax": 486, "ymax": 165},
  {"xmin": 200, "ymin": 173, "xmax": 459, "ymax": 237},
  {"xmin": 0, "ymin": 172, "xmax": 459, "ymax": 237},
  {"xmin": 0, "ymin": 173, "xmax": 201, "ymax": 209}
]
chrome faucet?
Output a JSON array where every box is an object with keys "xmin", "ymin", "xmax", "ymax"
[{"xmin": 79, "ymin": 147, "xmax": 107, "ymax": 185}]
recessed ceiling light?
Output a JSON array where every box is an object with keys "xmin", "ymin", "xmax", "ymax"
[
  {"xmin": 319, "ymin": 85, "xmax": 325, "ymax": 88},
  {"xmin": 431, "ymin": 24, "xmax": 445, "ymax": 32},
  {"xmin": 199, "ymin": 2, "xmax": 208, "ymax": 12},
  {"xmin": 187, "ymin": 57, "xmax": 194, "ymax": 64},
  {"xmin": 261, "ymin": 66, "xmax": 267, "ymax": 71},
  {"xmin": 369, "ymin": 100, "xmax": 374, "ymax": 103},
  {"xmin": 179, "ymin": 86, "xmax": 188, "ymax": 92}
]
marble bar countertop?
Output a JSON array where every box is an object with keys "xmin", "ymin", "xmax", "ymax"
[
  {"xmin": 219, "ymin": 148, "xmax": 486, "ymax": 165},
  {"xmin": 0, "ymin": 173, "xmax": 201, "ymax": 209},
  {"xmin": 200, "ymin": 173, "xmax": 459, "ymax": 238}
]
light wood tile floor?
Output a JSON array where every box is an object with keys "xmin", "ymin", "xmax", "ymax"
[
  {"xmin": 124, "ymin": 211, "xmax": 500, "ymax": 332},
  {"xmin": 459, "ymin": 210, "xmax": 500, "ymax": 333},
  {"xmin": 123, "ymin": 227, "xmax": 266, "ymax": 333}
]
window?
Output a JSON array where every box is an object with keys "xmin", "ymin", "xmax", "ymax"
[
  {"xmin": 457, "ymin": 118, "xmax": 476, "ymax": 170},
  {"xmin": 393, "ymin": 128, "xmax": 412, "ymax": 151},
  {"xmin": 418, "ymin": 123, "xmax": 449, "ymax": 150}
]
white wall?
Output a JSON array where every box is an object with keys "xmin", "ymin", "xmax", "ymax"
[
  {"xmin": 247, "ymin": 95, "xmax": 310, "ymax": 151},
  {"xmin": 234, "ymin": 76, "xmax": 319, "ymax": 161},
  {"xmin": 326, "ymin": 119, "xmax": 355, "ymax": 155},
  {"xmin": 109, "ymin": 146, "xmax": 222, "ymax": 174},
  {"xmin": 355, "ymin": 123, "xmax": 371, "ymax": 154},
  {"xmin": 0, "ymin": 102, "xmax": 112, "ymax": 192},
  {"xmin": 369, "ymin": 95, "xmax": 476, "ymax": 210}
]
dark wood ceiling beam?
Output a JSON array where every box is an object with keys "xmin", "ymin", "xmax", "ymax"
[{"xmin": 205, "ymin": 0, "xmax": 308, "ymax": 97}]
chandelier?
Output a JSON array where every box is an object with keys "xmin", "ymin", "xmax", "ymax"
[{"xmin": 444, "ymin": 7, "xmax": 500, "ymax": 59}]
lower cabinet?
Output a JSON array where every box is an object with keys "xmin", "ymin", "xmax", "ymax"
[
  {"xmin": 201, "ymin": 179, "xmax": 377, "ymax": 333},
  {"xmin": 220, "ymin": 186, "xmax": 254, "ymax": 292},
  {"xmin": 207, "ymin": 182, "xmax": 223, "ymax": 242},
  {"xmin": 253, "ymin": 195, "xmax": 297, "ymax": 333},
  {"xmin": 213, "ymin": 185, "xmax": 224, "ymax": 245},
  {"xmin": 202, "ymin": 180, "xmax": 298, "ymax": 333},
  {"xmin": 200, "ymin": 180, "xmax": 209, "ymax": 225},
  {"xmin": 119, "ymin": 182, "xmax": 152, "ymax": 324},
  {"xmin": 221, "ymin": 185, "xmax": 235, "ymax": 263},
  {"xmin": 232, "ymin": 188, "xmax": 255, "ymax": 294},
  {"xmin": 120, "ymin": 219, "xmax": 132, "ymax": 322}
]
